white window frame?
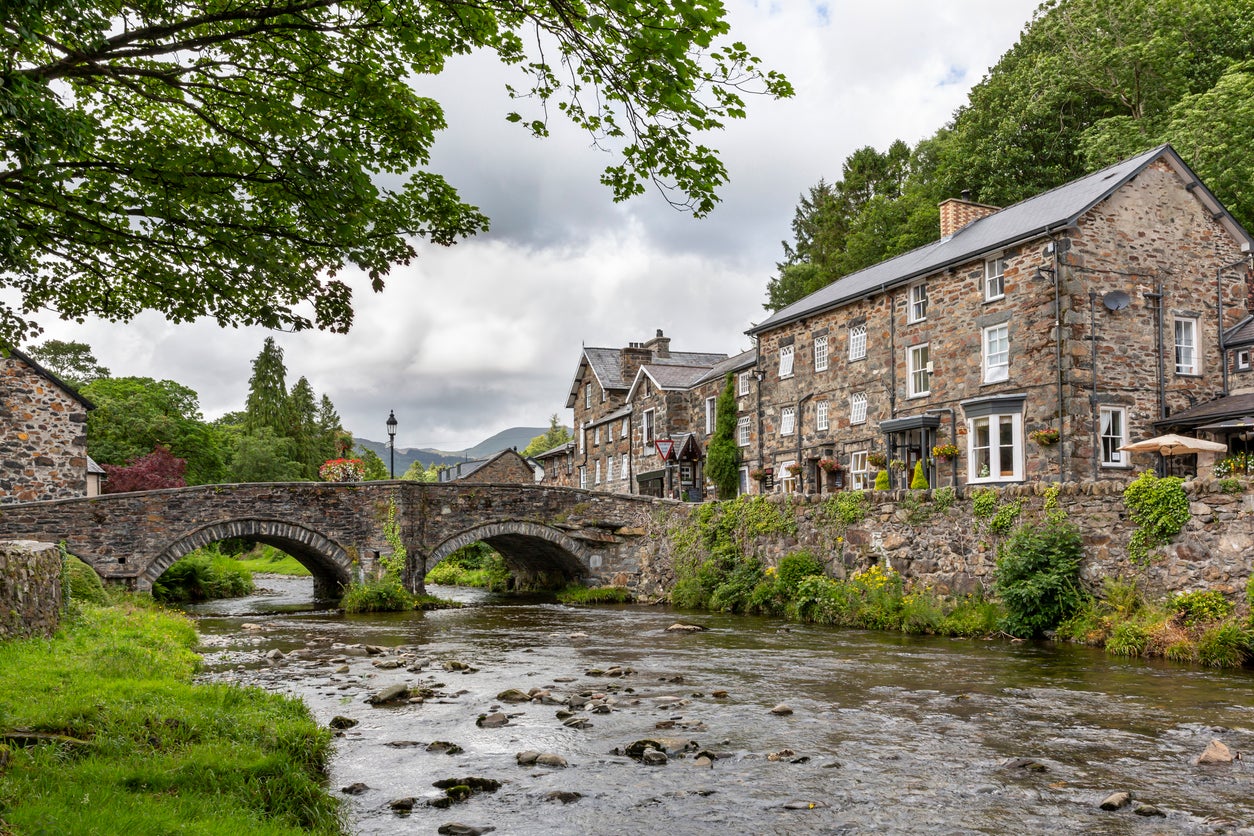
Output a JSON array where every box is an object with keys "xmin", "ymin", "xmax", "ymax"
[
  {"xmin": 816, "ymin": 399, "xmax": 829, "ymax": 431},
  {"xmin": 983, "ymin": 323, "xmax": 1009, "ymax": 383},
  {"xmin": 814, "ymin": 335, "xmax": 829, "ymax": 372},
  {"xmin": 984, "ymin": 257, "xmax": 1006, "ymax": 301},
  {"xmin": 1238, "ymin": 349, "xmax": 1251, "ymax": 371},
  {"xmin": 850, "ymin": 391, "xmax": 868, "ymax": 425},
  {"xmin": 705, "ymin": 396, "xmax": 716, "ymax": 434},
  {"xmin": 579, "ymin": 421, "xmax": 585, "ymax": 454},
  {"xmin": 585, "ymin": 382, "xmax": 592, "ymax": 409},
  {"xmin": 850, "ymin": 451, "xmax": 868, "ymax": 490},
  {"xmin": 778, "ymin": 344, "xmax": 795, "ymax": 378},
  {"xmin": 1099, "ymin": 406, "xmax": 1129, "ymax": 468},
  {"xmin": 594, "ymin": 459, "xmax": 601, "ymax": 484},
  {"xmin": 642, "ymin": 409, "xmax": 655, "ymax": 447},
  {"xmin": 621, "ymin": 417, "xmax": 629, "ymax": 439},
  {"xmin": 908, "ymin": 282, "xmax": 928, "ymax": 323},
  {"xmin": 780, "ymin": 460, "xmax": 797, "ymax": 493},
  {"xmin": 738, "ymin": 371, "xmax": 751, "ymax": 396},
  {"xmin": 1175, "ymin": 317, "xmax": 1199, "ymax": 375},
  {"xmin": 578, "ymin": 465, "xmax": 587, "ymax": 490},
  {"xmin": 780, "ymin": 406, "xmax": 796, "ymax": 436},
  {"xmin": 907, "ymin": 343, "xmax": 931, "ymax": 398},
  {"xmin": 967, "ymin": 413, "xmax": 1023, "ymax": 483},
  {"xmin": 606, "ymin": 455, "xmax": 614, "ymax": 482},
  {"xmin": 737, "ymin": 416, "xmax": 750, "ymax": 447},
  {"xmin": 738, "ymin": 467, "xmax": 749, "ymax": 496},
  {"xmin": 849, "ymin": 323, "xmax": 867, "ymax": 361},
  {"xmin": 621, "ymin": 453, "xmax": 629, "ymax": 479},
  {"xmin": 594, "ymin": 425, "xmax": 601, "ymax": 446}
]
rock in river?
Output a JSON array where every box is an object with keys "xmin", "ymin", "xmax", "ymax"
[
  {"xmin": 367, "ymin": 683, "xmax": 410, "ymax": 705},
  {"xmin": 476, "ymin": 712, "xmax": 509, "ymax": 728},
  {"xmin": 665, "ymin": 623, "xmax": 707, "ymax": 633},
  {"xmin": 1100, "ymin": 791, "xmax": 1131, "ymax": 811},
  {"xmin": 437, "ymin": 824, "xmax": 496, "ymax": 836},
  {"xmin": 1195, "ymin": 739, "xmax": 1237, "ymax": 765}
]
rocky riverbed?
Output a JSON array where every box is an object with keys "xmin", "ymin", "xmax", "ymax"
[{"xmin": 189, "ymin": 578, "xmax": 1254, "ymax": 835}]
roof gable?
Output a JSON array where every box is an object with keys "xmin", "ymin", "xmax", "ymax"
[{"xmin": 4, "ymin": 348, "xmax": 95, "ymax": 410}]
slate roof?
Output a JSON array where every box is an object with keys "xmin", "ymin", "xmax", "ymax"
[
  {"xmin": 749, "ymin": 144, "xmax": 1254, "ymax": 336},
  {"xmin": 567, "ymin": 345, "xmax": 728, "ymax": 406},
  {"xmin": 1224, "ymin": 315, "xmax": 1254, "ymax": 348},
  {"xmin": 587, "ymin": 404, "xmax": 633, "ymax": 429},
  {"xmin": 531, "ymin": 441, "xmax": 575, "ymax": 461},
  {"xmin": 1154, "ymin": 392, "xmax": 1254, "ymax": 429},
  {"xmin": 693, "ymin": 348, "xmax": 757, "ymax": 386}
]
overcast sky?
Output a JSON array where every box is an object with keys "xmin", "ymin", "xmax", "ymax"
[{"xmin": 32, "ymin": 1, "xmax": 1042, "ymax": 452}]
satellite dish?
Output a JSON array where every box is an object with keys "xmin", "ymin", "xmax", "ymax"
[{"xmin": 1103, "ymin": 290, "xmax": 1131, "ymax": 311}]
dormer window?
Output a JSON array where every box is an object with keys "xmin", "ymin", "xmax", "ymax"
[
  {"xmin": 984, "ymin": 257, "xmax": 1006, "ymax": 301},
  {"xmin": 908, "ymin": 283, "xmax": 928, "ymax": 323}
]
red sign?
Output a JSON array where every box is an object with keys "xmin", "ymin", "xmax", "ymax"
[{"xmin": 655, "ymin": 439, "xmax": 675, "ymax": 460}]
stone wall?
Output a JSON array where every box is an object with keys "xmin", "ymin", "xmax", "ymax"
[
  {"xmin": 638, "ymin": 479, "xmax": 1254, "ymax": 603},
  {"xmin": 1, "ymin": 353, "xmax": 90, "ymax": 503},
  {"xmin": 0, "ymin": 540, "xmax": 62, "ymax": 639}
]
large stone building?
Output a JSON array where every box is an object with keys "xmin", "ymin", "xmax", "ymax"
[
  {"xmin": 548, "ymin": 144, "xmax": 1253, "ymax": 498},
  {"xmin": 1, "ymin": 349, "xmax": 96, "ymax": 503}
]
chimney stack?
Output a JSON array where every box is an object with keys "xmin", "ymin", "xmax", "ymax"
[
  {"xmin": 939, "ymin": 195, "xmax": 1000, "ymax": 238},
  {"xmin": 644, "ymin": 328, "xmax": 671, "ymax": 359}
]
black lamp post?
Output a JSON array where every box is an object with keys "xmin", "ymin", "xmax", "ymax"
[{"xmin": 386, "ymin": 410, "xmax": 398, "ymax": 478}]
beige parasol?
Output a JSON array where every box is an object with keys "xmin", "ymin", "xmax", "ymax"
[{"xmin": 1117, "ymin": 433, "xmax": 1227, "ymax": 456}]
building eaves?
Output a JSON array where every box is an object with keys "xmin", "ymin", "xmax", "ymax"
[
  {"xmin": 587, "ymin": 404, "xmax": 633, "ymax": 429},
  {"xmin": 6, "ymin": 348, "xmax": 95, "ymax": 410},
  {"xmin": 532, "ymin": 441, "xmax": 575, "ymax": 460},
  {"xmin": 1153, "ymin": 392, "xmax": 1254, "ymax": 428},
  {"xmin": 1223, "ymin": 314, "xmax": 1254, "ymax": 349},
  {"xmin": 748, "ymin": 145, "xmax": 1252, "ymax": 337},
  {"xmin": 693, "ymin": 348, "xmax": 758, "ymax": 387}
]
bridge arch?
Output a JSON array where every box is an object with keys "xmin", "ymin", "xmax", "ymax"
[
  {"xmin": 424, "ymin": 520, "xmax": 592, "ymax": 589},
  {"xmin": 144, "ymin": 518, "xmax": 355, "ymax": 599}
]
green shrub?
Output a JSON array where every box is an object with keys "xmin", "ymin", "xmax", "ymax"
[
  {"xmin": 910, "ymin": 460, "xmax": 929, "ymax": 490},
  {"xmin": 994, "ymin": 517, "xmax": 1085, "ymax": 638},
  {"xmin": 1197, "ymin": 623, "xmax": 1251, "ymax": 668},
  {"xmin": 153, "ymin": 551, "xmax": 254, "ymax": 603},
  {"xmin": 1105, "ymin": 622, "xmax": 1149, "ymax": 657},
  {"xmin": 65, "ymin": 554, "xmax": 109, "ymax": 606},
  {"xmin": 1218, "ymin": 477, "xmax": 1243, "ymax": 495},
  {"xmin": 556, "ymin": 585, "xmax": 634, "ymax": 604},
  {"xmin": 708, "ymin": 557, "xmax": 766, "ymax": 613},
  {"xmin": 1101, "ymin": 576, "xmax": 1143, "ymax": 620},
  {"xmin": 900, "ymin": 588, "xmax": 944, "ymax": 634},
  {"xmin": 1246, "ymin": 575, "xmax": 1254, "ymax": 612},
  {"xmin": 874, "ymin": 469, "xmax": 890, "ymax": 490},
  {"xmin": 972, "ymin": 487, "xmax": 998, "ymax": 518},
  {"xmin": 824, "ymin": 490, "xmax": 868, "ymax": 526},
  {"xmin": 987, "ymin": 499, "xmax": 1023, "ymax": 534},
  {"xmin": 1056, "ymin": 598, "xmax": 1106, "ymax": 645},
  {"xmin": 933, "ymin": 486, "xmax": 956, "ymax": 513},
  {"xmin": 1123, "ymin": 471, "xmax": 1190, "ymax": 562},
  {"xmin": 776, "ymin": 550, "xmax": 824, "ymax": 592},
  {"xmin": 939, "ymin": 593, "xmax": 1003, "ymax": 637},
  {"xmin": 340, "ymin": 577, "xmax": 413, "ymax": 613},
  {"xmin": 1170, "ymin": 589, "xmax": 1234, "ymax": 625}
]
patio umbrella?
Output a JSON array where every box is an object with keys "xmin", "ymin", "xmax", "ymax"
[{"xmin": 1118, "ymin": 433, "xmax": 1227, "ymax": 457}]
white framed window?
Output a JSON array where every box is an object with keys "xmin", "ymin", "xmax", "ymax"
[
  {"xmin": 908, "ymin": 283, "xmax": 928, "ymax": 323},
  {"xmin": 594, "ymin": 459, "xmax": 601, "ymax": 484},
  {"xmin": 780, "ymin": 460, "xmax": 797, "ymax": 493},
  {"xmin": 606, "ymin": 456, "xmax": 614, "ymax": 482},
  {"xmin": 850, "ymin": 391, "xmax": 868, "ymax": 425},
  {"xmin": 594, "ymin": 426, "xmax": 601, "ymax": 445},
  {"xmin": 578, "ymin": 466, "xmax": 587, "ymax": 489},
  {"xmin": 579, "ymin": 422, "xmax": 585, "ymax": 454},
  {"xmin": 968, "ymin": 413, "xmax": 1023, "ymax": 483},
  {"xmin": 849, "ymin": 323, "xmax": 867, "ymax": 361},
  {"xmin": 705, "ymin": 397, "xmax": 716, "ymax": 434},
  {"xmin": 737, "ymin": 416, "xmax": 750, "ymax": 447},
  {"xmin": 816, "ymin": 399, "xmax": 829, "ymax": 431},
  {"xmin": 1100, "ymin": 406, "xmax": 1128, "ymax": 467},
  {"xmin": 621, "ymin": 417, "xmax": 629, "ymax": 439},
  {"xmin": 780, "ymin": 406, "xmax": 796, "ymax": 436},
  {"xmin": 621, "ymin": 453, "xmax": 629, "ymax": 479},
  {"xmin": 907, "ymin": 343, "xmax": 931, "ymax": 398},
  {"xmin": 983, "ymin": 324, "xmax": 1009, "ymax": 383},
  {"xmin": 585, "ymin": 382, "xmax": 592, "ymax": 409},
  {"xmin": 850, "ymin": 451, "xmax": 868, "ymax": 490},
  {"xmin": 778, "ymin": 344, "xmax": 795, "ymax": 378},
  {"xmin": 601, "ymin": 388, "xmax": 606, "ymax": 403},
  {"xmin": 1175, "ymin": 318, "xmax": 1199, "ymax": 375},
  {"xmin": 738, "ymin": 371, "xmax": 751, "ymax": 396},
  {"xmin": 738, "ymin": 467, "xmax": 749, "ymax": 496},
  {"xmin": 814, "ymin": 335, "xmax": 829, "ymax": 372},
  {"xmin": 1238, "ymin": 349, "xmax": 1251, "ymax": 370},
  {"xmin": 984, "ymin": 257, "xmax": 1006, "ymax": 301},
  {"xmin": 642, "ymin": 409, "xmax": 655, "ymax": 446}
]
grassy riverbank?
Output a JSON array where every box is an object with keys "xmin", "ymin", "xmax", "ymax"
[{"xmin": 0, "ymin": 600, "xmax": 341, "ymax": 834}]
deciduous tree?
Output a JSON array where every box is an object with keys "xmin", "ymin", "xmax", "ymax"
[
  {"xmin": 102, "ymin": 445, "xmax": 187, "ymax": 493},
  {"xmin": 1, "ymin": 0, "xmax": 791, "ymax": 347},
  {"xmin": 23, "ymin": 339, "xmax": 109, "ymax": 388},
  {"xmin": 521, "ymin": 414, "xmax": 573, "ymax": 457}
]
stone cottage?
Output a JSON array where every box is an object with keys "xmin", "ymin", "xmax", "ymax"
[{"xmin": 1, "ymin": 348, "xmax": 95, "ymax": 503}]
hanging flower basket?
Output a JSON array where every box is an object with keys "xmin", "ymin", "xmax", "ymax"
[
  {"xmin": 1029, "ymin": 428, "xmax": 1060, "ymax": 446},
  {"xmin": 931, "ymin": 443, "xmax": 960, "ymax": 462},
  {"xmin": 749, "ymin": 468, "xmax": 768, "ymax": 481},
  {"xmin": 818, "ymin": 458, "xmax": 842, "ymax": 473},
  {"xmin": 319, "ymin": 458, "xmax": 365, "ymax": 482},
  {"xmin": 786, "ymin": 464, "xmax": 803, "ymax": 476},
  {"xmin": 889, "ymin": 458, "xmax": 907, "ymax": 472},
  {"xmin": 866, "ymin": 451, "xmax": 888, "ymax": 469}
]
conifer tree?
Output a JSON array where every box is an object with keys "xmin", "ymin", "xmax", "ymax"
[
  {"xmin": 287, "ymin": 376, "xmax": 320, "ymax": 479},
  {"xmin": 244, "ymin": 337, "xmax": 291, "ymax": 436},
  {"xmin": 704, "ymin": 374, "xmax": 741, "ymax": 499}
]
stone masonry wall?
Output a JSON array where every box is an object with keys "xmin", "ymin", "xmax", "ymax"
[
  {"xmin": 0, "ymin": 540, "xmax": 62, "ymax": 639},
  {"xmin": 1, "ymin": 355, "xmax": 89, "ymax": 503},
  {"xmin": 638, "ymin": 479, "xmax": 1254, "ymax": 604}
]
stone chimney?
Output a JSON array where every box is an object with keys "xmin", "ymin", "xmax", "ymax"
[
  {"xmin": 939, "ymin": 191, "xmax": 1000, "ymax": 238},
  {"xmin": 620, "ymin": 340, "xmax": 652, "ymax": 382},
  {"xmin": 643, "ymin": 328, "xmax": 671, "ymax": 359}
]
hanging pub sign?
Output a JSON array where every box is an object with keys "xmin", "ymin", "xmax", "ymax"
[
  {"xmin": 763, "ymin": 466, "xmax": 774, "ymax": 490},
  {"xmin": 655, "ymin": 439, "xmax": 675, "ymax": 460}
]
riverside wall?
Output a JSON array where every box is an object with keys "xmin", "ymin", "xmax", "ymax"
[
  {"xmin": 0, "ymin": 540, "xmax": 62, "ymax": 639},
  {"xmin": 636, "ymin": 478, "xmax": 1254, "ymax": 602}
]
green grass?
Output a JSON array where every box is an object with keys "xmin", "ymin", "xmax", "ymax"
[
  {"xmin": 0, "ymin": 601, "xmax": 342, "ymax": 834},
  {"xmin": 555, "ymin": 585, "xmax": 635, "ymax": 604},
  {"xmin": 232, "ymin": 545, "xmax": 312, "ymax": 576}
]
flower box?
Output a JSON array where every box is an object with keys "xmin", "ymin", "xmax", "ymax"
[{"xmin": 1029, "ymin": 428, "xmax": 1060, "ymax": 445}]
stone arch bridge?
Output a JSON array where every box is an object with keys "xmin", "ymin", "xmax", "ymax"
[{"xmin": 0, "ymin": 482, "xmax": 675, "ymax": 598}]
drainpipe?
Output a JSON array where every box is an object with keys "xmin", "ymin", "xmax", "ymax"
[
  {"xmin": 1089, "ymin": 290, "xmax": 1100, "ymax": 482},
  {"xmin": 797, "ymin": 393, "xmax": 813, "ymax": 493},
  {"xmin": 888, "ymin": 290, "xmax": 898, "ymax": 418},
  {"xmin": 1144, "ymin": 280, "xmax": 1167, "ymax": 476},
  {"xmin": 1219, "ymin": 261, "xmax": 1229, "ymax": 397}
]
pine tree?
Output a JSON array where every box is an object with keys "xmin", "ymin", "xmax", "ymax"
[
  {"xmin": 244, "ymin": 337, "xmax": 291, "ymax": 436},
  {"xmin": 287, "ymin": 376, "xmax": 320, "ymax": 479},
  {"xmin": 316, "ymin": 395, "xmax": 345, "ymax": 463}
]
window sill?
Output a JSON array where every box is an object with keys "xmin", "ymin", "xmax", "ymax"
[
  {"xmin": 907, "ymin": 318, "xmax": 927, "ymax": 326},
  {"xmin": 1175, "ymin": 372, "xmax": 1203, "ymax": 378},
  {"xmin": 815, "ymin": 366, "xmax": 829, "ymax": 373},
  {"xmin": 1100, "ymin": 463, "xmax": 1133, "ymax": 470},
  {"xmin": 848, "ymin": 356, "xmax": 867, "ymax": 363},
  {"xmin": 980, "ymin": 377, "xmax": 1009, "ymax": 387},
  {"xmin": 984, "ymin": 294, "xmax": 1005, "ymax": 304},
  {"xmin": 906, "ymin": 392, "xmax": 931, "ymax": 400}
]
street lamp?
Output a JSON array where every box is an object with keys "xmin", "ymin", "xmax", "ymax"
[{"xmin": 386, "ymin": 410, "xmax": 398, "ymax": 479}]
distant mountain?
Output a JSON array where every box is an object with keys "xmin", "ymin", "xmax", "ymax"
[{"xmin": 353, "ymin": 426, "xmax": 549, "ymax": 475}]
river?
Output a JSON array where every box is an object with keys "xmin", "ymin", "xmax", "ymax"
[{"xmin": 187, "ymin": 576, "xmax": 1254, "ymax": 835}]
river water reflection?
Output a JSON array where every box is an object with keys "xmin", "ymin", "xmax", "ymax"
[{"xmin": 189, "ymin": 577, "xmax": 1254, "ymax": 835}]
